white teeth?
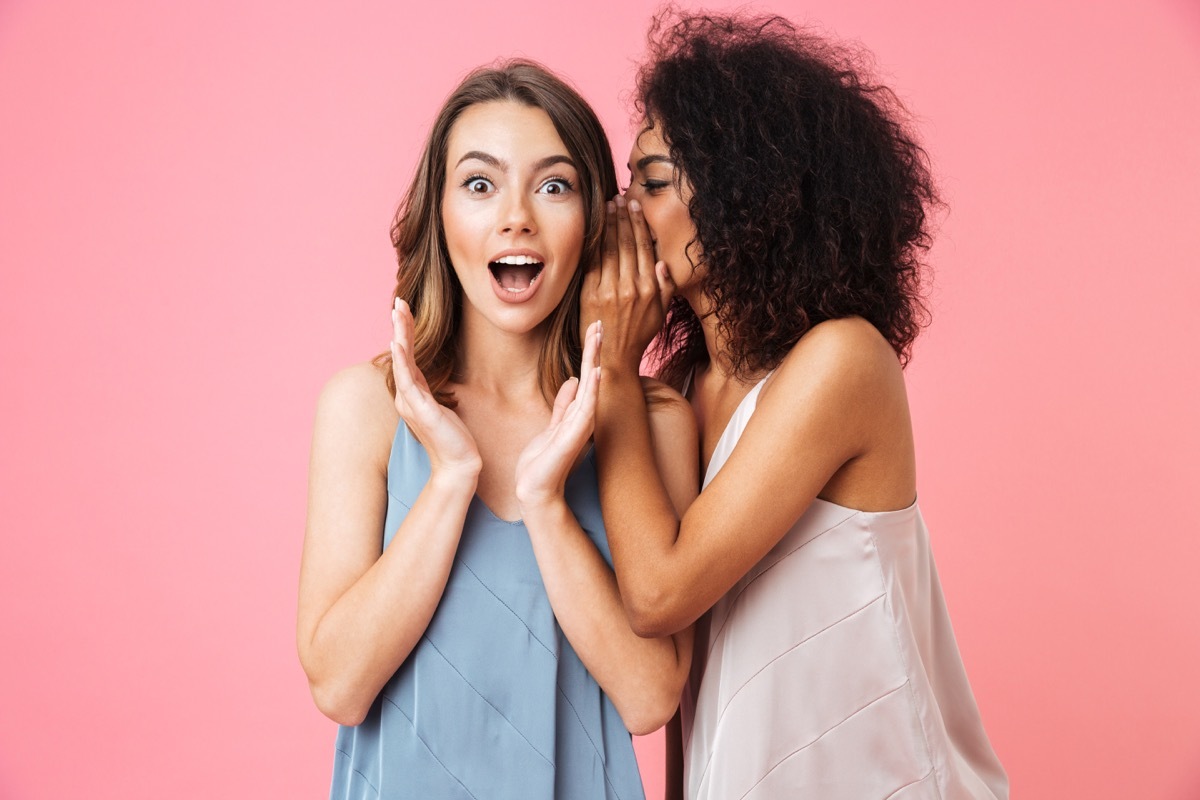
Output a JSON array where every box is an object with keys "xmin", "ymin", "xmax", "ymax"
[{"xmin": 493, "ymin": 254, "xmax": 541, "ymax": 265}]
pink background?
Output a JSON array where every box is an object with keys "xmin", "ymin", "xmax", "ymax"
[{"xmin": 2, "ymin": 0, "xmax": 1199, "ymax": 797}]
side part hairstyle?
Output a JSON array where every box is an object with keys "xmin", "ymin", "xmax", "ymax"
[
  {"xmin": 638, "ymin": 9, "xmax": 940, "ymax": 389},
  {"xmin": 377, "ymin": 60, "xmax": 619, "ymax": 406}
]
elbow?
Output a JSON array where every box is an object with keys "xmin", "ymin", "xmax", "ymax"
[
  {"xmin": 625, "ymin": 588, "xmax": 688, "ymax": 639},
  {"xmin": 308, "ymin": 676, "xmax": 372, "ymax": 728},
  {"xmin": 619, "ymin": 688, "xmax": 682, "ymax": 736}
]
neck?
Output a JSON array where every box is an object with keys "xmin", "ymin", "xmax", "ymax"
[
  {"xmin": 453, "ymin": 307, "xmax": 548, "ymax": 403},
  {"xmin": 688, "ymin": 290, "xmax": 765, "ymax": 389}
]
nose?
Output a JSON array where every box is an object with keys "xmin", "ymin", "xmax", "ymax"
[{"xmin": 499, "ymin": 190, "xmax": 536, "ymax": 236}]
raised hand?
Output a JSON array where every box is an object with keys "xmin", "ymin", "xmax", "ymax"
[
  {"xmin": 581, "ymin": 196, "xmax": 675, "ymax": 374},
  {"xmin": 390, "ymin": 298, "xmax": 482, "ymax": 479},
  {"xmin": 515, "ymin": 320, "xmax": 602, "ymax": 511}
]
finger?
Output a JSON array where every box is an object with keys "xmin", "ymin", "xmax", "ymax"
[
  {"xmin": 391, "ymin": 339, "xmax": 419, "ymax": 396},
  {"xmin": 574, "ymin": 320, "xmax": 598, "ymax": 391},
  {"xmin": 562, "ymin": 362, "xmax": 599, "ymax": 437},
  {"xmin": 569, "ymin": 323, "xmax": 602, "ymax": 421},
  {"xmin": 580, "ymin": 267, "xmax": 600, "ymax": 339},
  {"xmin": 391, "ymin": 297, "xmax": 403, "ymax": 347},
  {"xmin": 550, "ymin": 377, "xmax": 578, "ymax": 427},
  {"xmin": 601, "ymin": 199, "xmax": 618, "ymax": 287},
  {"xmin": 615, "ymin": 195, "xmax": 635, "ymax": 285},
  {"xmin": 396, "ymin": 300, "xmax": 434, "ymax": 393},
  {"xmin": 395, "ymin": 298, "xmax": 412, "ymax": 354},
  {"xmin": 655, "ymin": 261, "xmax": 676, "ymax": 314},
  {"xmin": 627, "ymin": 198, "xmax": 657, "ymax": 281}
]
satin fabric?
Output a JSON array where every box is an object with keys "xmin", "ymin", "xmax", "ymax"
[
  {"xmin": 329, "ymin": 423, "xmax": 644, "ymax": 800},
  {"xmin": 681, "ymin": 377, "xmax": 1008, "ymax": 800}
]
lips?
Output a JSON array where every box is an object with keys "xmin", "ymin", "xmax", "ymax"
[{"xmin": 487, "ymin": 251, "xmax": 544, "ymax": 296}]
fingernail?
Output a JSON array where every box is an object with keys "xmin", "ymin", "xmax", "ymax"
[
  {"xmin": 615, "ymin": 195, "xmax": 626, "ymax": 208},
  {"xmin": 628, "ymin": 198, "xmax": 641, "ymax": 212},
  {"xmin": 607, "ymin": 200, "xmax": 616, "ymax": 214}
]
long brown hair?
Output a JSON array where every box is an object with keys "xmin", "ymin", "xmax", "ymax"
[{"xmin": 375, "ymin": 60, "xmax": 618, "ymax": 406}]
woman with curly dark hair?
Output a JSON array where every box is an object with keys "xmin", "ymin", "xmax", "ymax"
[{"xmin": 583, "ymin": 10, "xmax": 1009, "ymax": 799}]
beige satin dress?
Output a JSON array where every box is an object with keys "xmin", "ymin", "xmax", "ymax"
[{"xmin": 680, "ymin": 376, "xmax": 1008, "ymax": 799}]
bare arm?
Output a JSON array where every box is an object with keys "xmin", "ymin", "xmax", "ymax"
[
  {"xmin": 516, "ymin": 326, "xmax": 697, "ymax": 735},
  {"xmin": 297, "ymin": 301, "xmax": 482, "ymax": 726},
  {"xmin": 588, "ymin": 201, "xmax": 912, "ymax": 638}
]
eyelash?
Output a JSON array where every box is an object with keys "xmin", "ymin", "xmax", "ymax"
[
  {"xmin": 625, "ymin": 173, "xmax": 671, "ymax": 194},
  {"xmin": 539, "ymin": 176, "xmax": 575, "ymax": 194},
  {"xmin": 462, "ymin": 174, "xmax": 494, "ymax": 193},
  {"xmin": 460, "ymin": 175, "xmax": 576, "ymax": 194}
]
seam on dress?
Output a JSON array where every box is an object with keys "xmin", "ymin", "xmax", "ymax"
[
  {"xmin": 866, "ymin": 525, "xmax": 943, "ymax": 800},
  {"xmin": 705, "ymin": 514, "xmax": 857, "ymax": 662},
  {"xmin": 333, "ymin": 747, "xmax": 381, "ymax": 799},
  {"xmin": 385, "ymin": 489, "xmax": 413, "ymax": 510},
  {"xmin": 555, "ymin": 684, "xmax": 626, "ymax": 800},
  {"xmin": 421, "ymin": 634, "xmax": 555, "ymax": 767},
  {"xmin": 695, "ymin": 593, "xmax": 886, "ymax": 791},
  {"xmin": 882, "ymin": 768, "xmax": 936, "ymax": 800},
  {"xmin": 734, "ymin": 680, "xmax": 911, "ymax": 800},
  {"xmin": 378, "ymin": 693, "xmax": 481, "ymax": 799},
  {"xmin": 456, "ymin": 558, "xmax": 557, "ymax": 658}
]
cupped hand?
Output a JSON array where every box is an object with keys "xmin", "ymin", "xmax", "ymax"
[
  {"xmin": 390, "ymin": 298, "xmax": 482, "ymax": 479},
  {"xmin": 580, "ymin": 196, "xmax": 675, "ymax": 374},
  {"xmin": 515, "ymin": 320, "xmax": 602, "ymax": 510}
]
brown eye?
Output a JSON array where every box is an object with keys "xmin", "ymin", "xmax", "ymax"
[
  {"xmin": 539, "ymin": 178, "xmax": 573, "ymax": 195},
  {"xmin": 463, "ymin": 176, "xmax": 494, "ymax": 193}
]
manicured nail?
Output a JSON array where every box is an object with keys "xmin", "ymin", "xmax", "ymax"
[
  {"xmin": 607, "ymin": 200, "xmax": 616, "ymax": 214},
  {"xmin": 628, "ymin": 198, "xmax": 641, "ymax": 212},
  {"xmin": 615, "ymin": 195, "xmax": 626, "ymax": 208}
]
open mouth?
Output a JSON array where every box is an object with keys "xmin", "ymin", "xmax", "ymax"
[{"xmin": 488, "ymin": 254, "xmax": 544, "ymax": 293}]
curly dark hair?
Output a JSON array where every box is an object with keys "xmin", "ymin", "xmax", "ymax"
[{"xmin": 637, "ymin": 8, "xmax": 939, "ymax": 387}]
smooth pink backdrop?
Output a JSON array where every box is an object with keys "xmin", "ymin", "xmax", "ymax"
[{"xmin": 2, "ymin": 1, "xmax": 1198, "ymax": 798}]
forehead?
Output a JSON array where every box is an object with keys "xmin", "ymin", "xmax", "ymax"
[
  {"xmin": 631, "ymin": 124, "xmax": 669, "ymax": 158},
  {"xmin": 446, "ymin": 101, "xmax": 570, "ymax": 164}
]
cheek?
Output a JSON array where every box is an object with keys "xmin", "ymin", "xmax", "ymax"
[
  {"xmin": 441, "ymin": 198, "xmax": 486, "ymax": 257},
  {"xmin": 550, "ymin": 204, "xmax": 585, "ymax": 265}
]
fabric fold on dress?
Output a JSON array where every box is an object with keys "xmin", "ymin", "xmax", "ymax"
[
  {"xmin": 330, "ymin": 423, "xmax": 644, "ymax": 800},
  {"xmin": 682, "ymin": 376, "xmax": 1008, "ymax": 800}
]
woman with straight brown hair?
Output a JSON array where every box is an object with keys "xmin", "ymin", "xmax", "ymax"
[{"xmin": 298, "ymin": 61, "xmax": 696, "ymax": 799}]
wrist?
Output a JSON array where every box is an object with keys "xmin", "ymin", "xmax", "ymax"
[
  {"xmin": 428, "ymin": 462, "xmax": 481, "ymax": 495},
  {"xmin": 517, "ymin": 493, "xmax": 572, "ymax": 530}
]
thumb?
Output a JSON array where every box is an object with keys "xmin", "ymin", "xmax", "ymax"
[
  {"xmin": 655, "ymin": 261, "xmax": 675, "ymax": 312},
  {"xmin": 550, "ymin": 377, "xmax": 578, "ymax": 426}
]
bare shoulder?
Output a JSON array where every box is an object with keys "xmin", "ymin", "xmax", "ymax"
[
  {"xmin": 767, "ymin": 317, "xmax": 905, "ymax": 403},
  {"xmin": 640, "ymin": 375, "xmax": 689, "ymax": 410},
  {"xmin": 313, "ymin": 361, "xmax": 399, "ymax": 469},
  {"xmin": 319, "ymin": 361, "xmax": 394, "ymax": 415},
  {"xmin": 640, "ymin": 376, "xmax": 695, "ymax": 429}
]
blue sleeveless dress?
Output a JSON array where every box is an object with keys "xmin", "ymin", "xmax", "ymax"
[{"xmin": 329, "ymin": 422, "xmax": 645, "ymax": 800}]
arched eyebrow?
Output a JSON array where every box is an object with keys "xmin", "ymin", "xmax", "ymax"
[
  {"xmin": 630, "ymin": 154, "xmax": 674, "ymax": 172},
  {"xmin": 456, "ymin": 151, "xmax": 506, "ymax": 170},
  {"xmin": 454, "ymin": 152, "xmax": 576, "ymax": 172}
]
